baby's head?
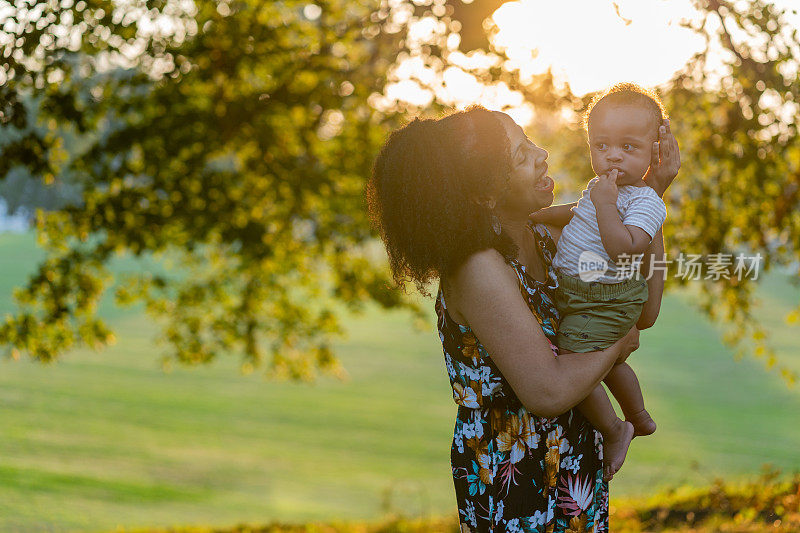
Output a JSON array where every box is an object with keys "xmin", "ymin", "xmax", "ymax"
[{"xmin": 583, "ymin": 83, "xmax": 668, "ymax": 186}]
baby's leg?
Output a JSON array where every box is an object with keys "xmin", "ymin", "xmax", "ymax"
[
  {"xmin": 604, "ymin": 363, "xmax": 657, "ymax": 437},
  {"xmin": 563, "ymin": 349, "xmax": 634, "ymax": 481},
  {"xmin": 577, "ymin": 385, "xmax": 634, "ymax": 481}
]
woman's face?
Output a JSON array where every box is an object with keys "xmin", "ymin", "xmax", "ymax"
[{"xmin": 494, "ymin": 113, "xmax": 554, "ymax": 219}]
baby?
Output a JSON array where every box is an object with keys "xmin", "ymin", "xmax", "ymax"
[{"xmin": 541, "ymin": 83, "xmax": 670, "ymax": 481}]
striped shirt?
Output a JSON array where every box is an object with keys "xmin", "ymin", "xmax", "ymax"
[{"xmin": 553, "ymin": 178, "xmax": 667, "ymax": 284}]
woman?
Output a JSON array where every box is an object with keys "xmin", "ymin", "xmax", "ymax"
[{"xmin": 366, "ymin": 106, "xmax": 678, "ymax": 531}]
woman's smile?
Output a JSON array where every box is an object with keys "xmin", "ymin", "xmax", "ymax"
[{"xmin": 535, "ymin": 174, "xmax": 555, "ymax": 192}]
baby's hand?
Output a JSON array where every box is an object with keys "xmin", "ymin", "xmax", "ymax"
[{"xmin": 591, "ymin": 169, "xmax": 619, "ymax": 207}]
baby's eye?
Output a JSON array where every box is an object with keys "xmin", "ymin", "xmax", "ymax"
[
  {"xmin": 623, "ymin": 143, "xmax": 636, "ymax": 151},
  {"xmin": 595, "ymin": 143, "xmax": 607, "ymax": 150}
]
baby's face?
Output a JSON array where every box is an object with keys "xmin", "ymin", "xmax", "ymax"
[{"xmin": 588, "ymin": 104, "xmax": 658, "ymax": 186}]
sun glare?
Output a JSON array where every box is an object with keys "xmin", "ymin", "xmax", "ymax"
[
  {"xmin": 491, "ymin": 0, "xmax": 705, "ymax": 96},
  {"xmin": 373, "ymin": 0, "xmax": 800, "ymax": 124},
  {"xmin": 380, "ymin": 0, "xmax": 714, "ymax": 124}
]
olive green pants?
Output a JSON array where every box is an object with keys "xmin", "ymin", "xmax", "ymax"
[{"xmin": 554, "ymin": 273, "xmax": 648, "ymax": 353}]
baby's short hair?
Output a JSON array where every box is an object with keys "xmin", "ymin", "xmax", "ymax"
[{"xmin": 583, "ymin": 82, "xmax": 667, "ymax": 135}]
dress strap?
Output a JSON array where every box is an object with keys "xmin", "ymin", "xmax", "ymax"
[
  {"xmin": 526, "ymin": 222, "xmax": 559, "ymax": 290},
  {"xmin": 526, "ymin": 222, "xmax": 556, "ymax": 267}
]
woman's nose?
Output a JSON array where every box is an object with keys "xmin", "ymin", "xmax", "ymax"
[{"xmin": 534, "ymin": 144, "xmax": 548, "ymax": 163}]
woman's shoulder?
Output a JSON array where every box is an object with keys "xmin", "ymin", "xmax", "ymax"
[
  {"xmin": 449, "ymin": 248, "xmax": 517, "ymax": 288},
  {"xmin": 444, "ymin": 248, "xmax": 520, "ymax": 318}
]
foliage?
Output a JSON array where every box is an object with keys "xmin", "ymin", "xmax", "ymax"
[
  {"xmin": 1, "ymin": 0, "xmax": 799, "ymax": 380},
  {"xmin": 660, "ymin": 0, "xmax": 800, "ymax": 384},
  {"xmin": 0, "ymin": 0, "xmax": 418, "ymax": 377},
  {"xmin": 0, "ymin": 94, "xmax": 85, "ymax": 215},
  {"xmin": 0, "ymin": 0, "xmax": 575, "ymax": 375},
  {"xmin": 610, "ymin": 467, "xmax": 800, "ymax": 532}
]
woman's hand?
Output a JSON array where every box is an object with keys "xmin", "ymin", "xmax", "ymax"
[
  {"xmin": 614, "ymin": 327, "xmax": 640, "ymax": 365},
  {"xmin": 643, "ymin": 119, "xmax": 681, "ymax": 196}
]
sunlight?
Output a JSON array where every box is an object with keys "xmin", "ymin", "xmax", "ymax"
[
  {"xmin": 379, "ymin": 0, "xmax": 711, "ymax": 124},
  {"xmin": 380, "ymin": 0, "xmax": 800, "ymax": 119},
  {"xmin": 491, "ymin": 0, "xmax": 705, "ymax": 96},
  {"xmin": 381, "ymin": 0, "xmax": 800, "ymax": 121}
]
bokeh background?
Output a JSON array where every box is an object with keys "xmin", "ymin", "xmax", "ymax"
[{"xmin": 1, "ymin": 0, "xmax": 799, "ymax": 531}]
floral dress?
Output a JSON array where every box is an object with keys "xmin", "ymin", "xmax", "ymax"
[{"xmin": 435, "ymin": 223, "xmax": 609, "ymax": 532}]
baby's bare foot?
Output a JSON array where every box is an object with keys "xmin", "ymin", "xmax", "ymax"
[
  {"xmin": 627, "ymin": 409, "xmax": 657, "ymax": 437},
  {"xmin": 602, "ymin": 419, "xmax": 635, "ymax": 482}
]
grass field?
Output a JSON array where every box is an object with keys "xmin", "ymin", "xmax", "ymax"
[{"xmin": 0, "ymin": 231, "xmax": 799, "ymax": 532}]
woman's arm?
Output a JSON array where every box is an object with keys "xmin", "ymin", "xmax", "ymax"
[
  {"xmin": 446, "ymin": 249, "xmax": 640, "ymax": 418},
  {"xmin": 529, "ymin": 202, "xmax": 577, "ymax": 227},
  {"xmin": 637, "ymin": 227, "xmax": 665, "ymax": 330}
]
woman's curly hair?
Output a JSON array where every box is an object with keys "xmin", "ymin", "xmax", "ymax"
[{"xmin": 366, "ymin": 105, "xmax": 516, "ymax": 294}]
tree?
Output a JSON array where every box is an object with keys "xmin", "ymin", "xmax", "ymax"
[
  {"xmin": 0, "ymin": 0, "xmax": 574, "ymax": 377},
  {"xmin": 0, "ymin": 93, "xmax": 85, "ymax": 216},
  {"xmin": 0, "ymin": 0, "xmax": 415, "ymax": 378},
  {"xmin": 661, "ymin": 0, "xmax": 800, "ymax": 383},
  {"xmin": 2, "ymin": 0, "xmax": 798, "ymax": 383}
]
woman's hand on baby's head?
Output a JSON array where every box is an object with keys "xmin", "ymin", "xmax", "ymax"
[
  {"xmin": 643, "ymin": 119, "xmax": 681, "ymax": 196},
  {"xmin": 590, "ymin": 170, "xmax": 619, "ymax": 207}
]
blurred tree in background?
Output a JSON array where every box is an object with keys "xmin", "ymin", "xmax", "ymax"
[
  {"xmin": 663, "ymin": 0, "xmax": 800, "ymax": 382},
  {"xmin": 0, "ymin": 97, "xmax": 84, "ymax": 215},
  {"xmin": 0, "ymin": 0, "xmax": 797, "ymax": 382},
  {"xmin": 0, "ymin": 0, "xmax": 414, "ymax": 377}
]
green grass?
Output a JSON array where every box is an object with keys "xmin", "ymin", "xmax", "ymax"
[{"xmin": 0, "ymin": 231, "xmax": 798, "ymax": 532}]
